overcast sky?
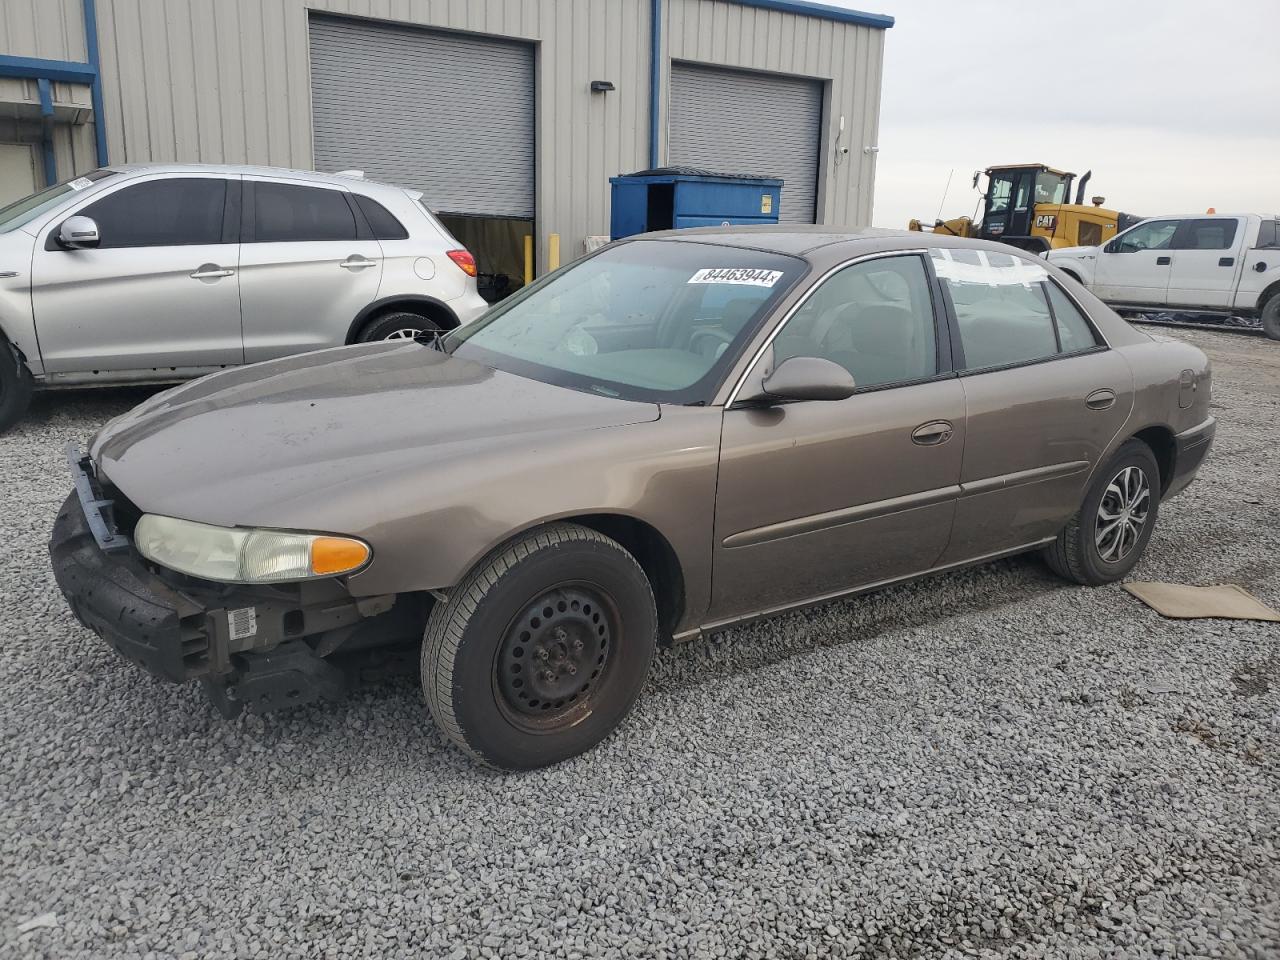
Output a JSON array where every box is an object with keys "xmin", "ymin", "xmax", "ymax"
[{"xmin": 833, "ymin": 0, "xmax": 1280, "ymax": 228}]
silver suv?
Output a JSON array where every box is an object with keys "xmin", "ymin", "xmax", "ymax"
[{"xmin": 0, "ymin": 164, "xmax": 489, "ymax": 430}]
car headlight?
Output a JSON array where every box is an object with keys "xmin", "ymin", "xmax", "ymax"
[{"xmin": 134, "ymin": 515, "xmax": 371, "ymax": 583}]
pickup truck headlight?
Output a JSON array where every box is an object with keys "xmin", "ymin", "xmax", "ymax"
[{"xmin": 134, "ymin": 515, "xmax": 370, "ymax": 583}]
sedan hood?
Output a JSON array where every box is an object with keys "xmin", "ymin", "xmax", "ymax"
[{"xmin": 91, "ymin": 343, "xmax": 659, "ymax": 527}]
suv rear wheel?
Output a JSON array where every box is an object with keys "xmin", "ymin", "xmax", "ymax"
[
  {"xmin": 0, "ymin": 348, "xmax": 34, "ymax": 433},
  {"xmin": 358, "ymin": 310, "xmax": 439, "ymax": 343},
  {"xmin": 422, "ymin": 523, "xmax": 657, "ymax": 769}
]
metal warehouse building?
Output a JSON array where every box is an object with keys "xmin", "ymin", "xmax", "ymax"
[{"xmin": 1, "ymin": 0, "xmax": 890, "ymax": 290}]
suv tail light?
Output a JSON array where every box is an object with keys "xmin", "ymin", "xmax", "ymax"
[{"xmin": 446, "ymin": 249, "xmax": 477, "ymax": 277}]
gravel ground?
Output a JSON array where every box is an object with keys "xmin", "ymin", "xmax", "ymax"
[{"xmin": 2, "ymin": 327, "xmax": 1278, "ymax": 959}]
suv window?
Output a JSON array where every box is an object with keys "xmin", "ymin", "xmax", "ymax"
[
  {"xmin": 1172, "ymin": 218, "xmax": 1238, "ymax": 250},
  {"xmin": 253, "ymin": 182, "xmax": 356, "ymax": 242},
  {"xmin": 77, "ymin": 177, "xmax": 226, "ymax": 248},
  {"xmin": 354, "ymin": 194, "xmax": 409, "ymax": 240},
  {"xmin": 1114, "ymin": 220, "xmax": 1178, "ymax": 253},
  {"xmin": 931, "ymin": 248, "xmax": 1096, "ymax": 370},
  {"xmin": 773, "ymin": 255, "xmax": 938, "ymax": 390}
]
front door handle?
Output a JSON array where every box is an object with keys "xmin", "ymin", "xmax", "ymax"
[
  {"xmin": 1156, "ymin": 256, "xmax": 1172, "ymax": 266},
  {"xmin": 911, "ymin": 420, "xmax": 954, "ymax": 445},
  {"xmin": 1218, "ymin": 257, "xmax": 1234, "ymax": 267},
  {"xmin": 340, "ymin": 256, "xmax": 378, "ymax": 271},
  {"xmin": 1086, "ymin": 388, "xmax": 1117, "ymax": 410},
  {"xmin": 190, "ymin": 263, "xmax": 234, "ymax": 280}
]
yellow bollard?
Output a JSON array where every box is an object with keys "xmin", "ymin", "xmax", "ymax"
[
  {"xmin": 523, "ymin": 235, "xmax": 534, "ymax": 285},
  {"xmin": 548, "ymin": 233, "xmax": 560, "ymax": 272}
]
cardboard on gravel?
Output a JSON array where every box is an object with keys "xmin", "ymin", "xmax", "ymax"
[{"xmin": 1123, "ymin": 581, "xmax": 1280, "ymax": 622}]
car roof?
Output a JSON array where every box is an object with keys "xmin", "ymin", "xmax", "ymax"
[
  {"xmin": 105, "ymin": 162, "xmax": 416, "ymax": 195},
  {"xmin": 639, "ymin": 225, "xmax": 1038, "ymax": 259}
]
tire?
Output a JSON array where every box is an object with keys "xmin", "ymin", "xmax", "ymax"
[
  {"xmin": 357, "ymin": 311, "xmax": 439, "ymax": 343},
  {"xmin": 1261, "ymin": 293, "xmax": 1280, "ymax": 342},
  {"xmin": 0, "ymin": 347, "xmax": 34, "ymax": 433},
  {"xmin": 422, "ymin": 523, "xmax": 657, "ymax": 769},
  {"xmin": 1044, "ymin": 439, "xmax": 1161, "ymax": 586}
]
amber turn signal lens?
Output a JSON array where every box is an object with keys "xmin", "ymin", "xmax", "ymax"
[
  {"xmin": 446, "ymin": 248, "xmax": 478, "ymax": 277},
  {"xmin": 309, "ymin": 537, "xmax": 371, "ymax": 576}
]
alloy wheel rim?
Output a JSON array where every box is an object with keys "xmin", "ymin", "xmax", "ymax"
[
  {"xmin": 383, "ymin": 327, "xmax": 424, "ymax": 340},
  {"xmin": 495, "ymin": 585, "xmax": 613, "ymax": 729},
  {"xmin": 1095, "ymin": 465, "xmax": 1150, "ymax": 563}
]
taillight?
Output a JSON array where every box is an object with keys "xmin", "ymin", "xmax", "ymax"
[{"xmin": 446, "ymin": 249, "xmax": 477, "ymax": 277}]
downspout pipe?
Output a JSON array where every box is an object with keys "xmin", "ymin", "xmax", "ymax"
[
  {"xmin": 37, "ymin": 78, "xmax": 57, "ymax": 186},
  {"xmin": 648, "ymin": 0, "xmax": 661, "ymax": 169},
  {"xmin": 82, "ymin": 0, "xmax": 109, "ymax": 168}
]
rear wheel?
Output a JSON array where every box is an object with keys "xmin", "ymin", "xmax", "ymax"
[
  {"xmin": 1261, "ymin": 293, "xmax": 1280, "ymax": 342},
  {"xmin": 0, "ymin": 348, "xmax": 34, "ymax": 433},
  {"xmin": 357, "ymin": 310, "xmax": 439, "ymax": 343},
  {"xmin": 1044, "ymin": 439, "xmax": 1161, "ymax": 585},
  {"xmin": 422, "ymin": 523, "xmax": 657, "ymax": 769}
]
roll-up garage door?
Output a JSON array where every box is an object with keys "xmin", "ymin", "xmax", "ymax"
[
  {"xmin": 669, "ymin": 62, "xmax": 822, "ymax": 224},
  {"xmin": 309, "ymin": 15, "xmax": 534, "ymax": 219}
]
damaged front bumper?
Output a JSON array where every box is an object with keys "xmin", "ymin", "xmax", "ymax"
[{"xmin": 49, "ymin": 457, "xmax": 420, "ymax": 716}]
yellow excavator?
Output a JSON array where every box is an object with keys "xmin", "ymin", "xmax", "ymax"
[{"xmin": 909, "ymin": 163, "xmax": 1140, "ymax": 253}]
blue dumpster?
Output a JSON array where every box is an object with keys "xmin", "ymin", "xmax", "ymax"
[{"xmin": 609, "ymin": 167, "xmax": 783, "ymax": 241}]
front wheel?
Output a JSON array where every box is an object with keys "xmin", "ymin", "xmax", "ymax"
[
  {"xmin": 1261, "ymin": 294, "xmax": 1280, "ymax": 342},
  {"xmin": 422, "ymin": 523, "xmax": 657, "ymax": 769},
  {"xmin": 1044, "ymin": 439, "xmax": 1161, "ymax": 585},
  {"xmin": 0, "ymin": 348, "xmax": 34, "ymax": 434}
]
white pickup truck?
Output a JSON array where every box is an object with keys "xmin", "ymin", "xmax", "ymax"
[{"xmin": 1048, "ymin": 213, "xmax": 1280, "ymax": 340}]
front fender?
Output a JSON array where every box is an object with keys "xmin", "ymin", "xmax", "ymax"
[{"xmin": 0, "ymin": 234, "xmax": 41, "ymax": 376}]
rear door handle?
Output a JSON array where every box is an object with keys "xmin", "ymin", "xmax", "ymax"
[
  {"xmin": 1218, "ymin": 257, "xmax": 1234, "ymax": 267},
  {"xmin": 1086, "ymin": 388, "xmax": 1117, "ymax": 410},
  {"xmin": 1156, "ymin": 256, "xmax": 1172, "ymax": 265},
  {"xmin": 911, "ymin": 420, "xmax": 954, "ymax": 445},
  {"xmin": 340, "ymin": 256, "xmax": 378, "ymax": 271},
  {"xmin": 190, "ymin": 263, "xmax": 234, "ymax": 280}
]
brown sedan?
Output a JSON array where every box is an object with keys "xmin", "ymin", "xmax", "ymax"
[{"xmin": 50, "ymin": 228, "xmax": 1214, "ymax": 768}]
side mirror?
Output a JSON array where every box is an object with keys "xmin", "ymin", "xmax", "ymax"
[
  {"xmin": 756, "ymin": 356, "xmax": 856, "ymax": 403},
  {"xmin": 58, "ymin": 216, "xmax": 100, "ymax": 249}
]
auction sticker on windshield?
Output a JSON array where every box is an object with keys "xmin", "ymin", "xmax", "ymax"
[{"xmin": 687, "ymin": 267, "xmax": 783, "ymax": 287}]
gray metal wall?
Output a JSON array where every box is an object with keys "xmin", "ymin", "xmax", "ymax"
[
  {"xmin": 661, "ymin": 0, "xmax": 885, "ymax": 229},
  {"xmin": 4, "ymin": 0, "xmax": 886, "ymax": 269}
]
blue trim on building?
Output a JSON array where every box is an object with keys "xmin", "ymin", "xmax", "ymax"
[
  {"xmin": 727, "ymin": 0, "xmax": 894, "ymax": 29},
  {"xmin": 37, "ymin": 78, "xmax": 58, "ymax": 186},
  {"xmin": 648, "ymin": 0, "xmax": 662, "ymax": 169},
  {"xmin": 0, "ymin": 54, "xmax": 96, "ymax": 84},
  {"xmin": 0, "ymin": 1, "xmax": 110, "ymax": 176},
  {"xmin": 82, "ymin": 0, "xmax": 109, "ymax": 167}
]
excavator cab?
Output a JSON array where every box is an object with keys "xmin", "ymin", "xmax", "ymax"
[{"xmin": 979, "ymin": 165, "xmax": 1074, "ymax": 247}]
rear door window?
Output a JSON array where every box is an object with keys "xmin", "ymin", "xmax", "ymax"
[
  {"xmin": 78, "ymin": 177, "xmax": 227, "ymax": 248},
  {"xmin": 252, "ymin": 182, "xmax": 356, "ymax": 242},
  {"xmin": 931, "ymin": 248, "xmax": 1097, "ymax": 370},
  {"xmin": 1171, "ymin": 218, "xmax": 1238, "ymax": 250}
]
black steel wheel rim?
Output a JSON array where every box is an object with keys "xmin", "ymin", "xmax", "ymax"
[{"xmin": 495, "ymin": 584, "xmax": 615, "ymax": 730}]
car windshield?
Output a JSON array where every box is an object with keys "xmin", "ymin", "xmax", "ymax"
[
  {"xmin": 446, "ymin": 239, "xmax": 806, "ymax": 403},
  {"xmin": 0, "ymin": 169, "xmax": 117, "ymax": 233}
]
